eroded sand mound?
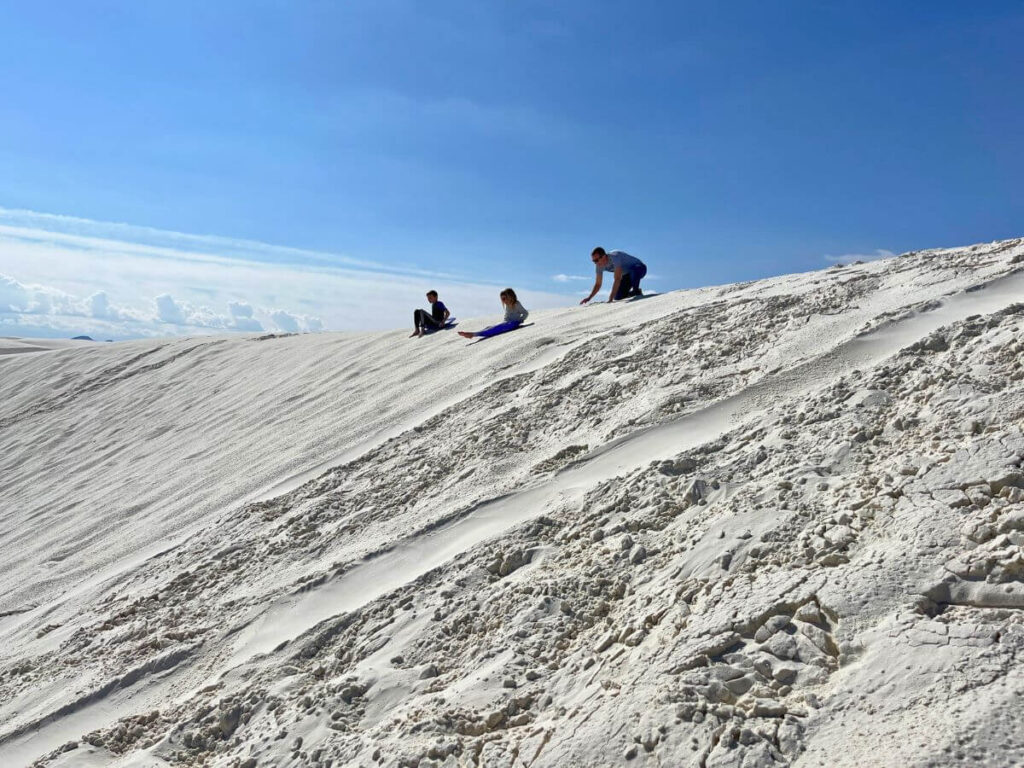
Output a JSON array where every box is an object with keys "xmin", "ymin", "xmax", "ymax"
[{"xmin": 1, "ymin": 239, "xmax": 1023, "ymax": 767}]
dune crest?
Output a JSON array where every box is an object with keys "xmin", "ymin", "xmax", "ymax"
[{"xmin": 2, "ymin": 238, "xmax": 1023, "ymax": 767}]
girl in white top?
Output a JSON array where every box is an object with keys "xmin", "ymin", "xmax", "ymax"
[{"xmin": 458, "ymin": 288, "xmax": 529, "ymax": 339}]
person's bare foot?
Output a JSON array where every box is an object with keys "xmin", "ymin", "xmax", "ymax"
[
  {"xmin": 410, "ymin": 329, "xmax": 423, "ymax": 338},
  {"xmin": 458, "ymin": 331, "xmax": 474, "ymax": 339}
]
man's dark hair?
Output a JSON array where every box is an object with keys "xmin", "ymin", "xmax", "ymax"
[
  {"xmin": 591, "ymin": 247, "xmax": 606, "ymax": 257},
  {"xmin": 426, "ymin": 290, "xmax": 438, "ymax": 298}
]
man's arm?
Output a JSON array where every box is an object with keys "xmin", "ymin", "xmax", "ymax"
[
  {"xmin": 443, "ymin": 306, "xmax": 450, "ymax": 322},
  {"xmin": 607, "ymin": 266, "xmax": 624, "ymax": 302},
  {"xmin": 580, "ymin": 272, "xmax": 603, "ymax": 304}
]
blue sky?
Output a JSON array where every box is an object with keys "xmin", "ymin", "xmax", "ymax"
[{"xmin": 1, "ymin": 1, "xmax": 1022, "ymax": 338}]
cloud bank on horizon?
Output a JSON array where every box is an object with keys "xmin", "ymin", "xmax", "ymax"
[{"xmin": 0, "ymin": 208, "xmax": 574, "ymax": 340}]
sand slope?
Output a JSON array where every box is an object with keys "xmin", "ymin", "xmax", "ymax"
[{"xmin": 1, "ymin": 238, "xmax": 1023, "ymax": 767}]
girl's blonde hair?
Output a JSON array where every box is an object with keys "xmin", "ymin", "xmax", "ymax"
[{"xmin": 500, "ymin": 288, "xmax": 518, "ymax": 303}]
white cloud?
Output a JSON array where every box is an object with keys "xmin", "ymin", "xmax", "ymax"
[
  {"xmin": 823, "ymin": 249, "xmax": 895, "ymax": 265},
  {"xmin": 89, "ymin": 291, "xmax": 112, "ymax": 319},
  {"xmin": 0, "ymin": 274, "xmax": 28, "ymax": 312},
  {"xmin": 0, "ymin": 274, "xmax": 297, "ymax": 339},
  {"xmin": 228, "ymin": 301, "xmax": 263, "ymax": 332},
  {"xmin": 228, "ymin": 300, "xmax": 254, "ymax": 319},
  {"xmin": 154, "ymin": 294, "xmax": 188, "ymax": 325},
  {"xmin": 0, "ymin": 207, "xmax": 575, "ymax": 340},
  {"xmin": 234, "ymin": 317, "xmax": 264, "ymax": 332},
  {"xmin": 1, "ymin": 273, "xmax": 89, "ymax": 317},
  {"xmin": 269, "ymin": 309, "xmax": 300, "ymax": 333},
  {"xmin": 269, "ymin": 309, "xmax": 323, "ymax": 334},
  {"xmin": 552, "ymin": 274, "xmax": 590, "ymax": 283},
  {"xmin": 0, "ymin": 276, "xmax": 148, "ymax": 340}
]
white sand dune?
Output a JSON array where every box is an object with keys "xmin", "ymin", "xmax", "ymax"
[
  {"xmin": 1, "ymin": 238, "xmax": 1023, "ymax": 767},
  {"xmin": 0, "ymin": 338, "xmax": 94, "ymax": 356}
]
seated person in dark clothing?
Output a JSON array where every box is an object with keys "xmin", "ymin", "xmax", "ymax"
[{"xmin": 411, "ymin": 290, "xmax": 450, "ymax": 337}]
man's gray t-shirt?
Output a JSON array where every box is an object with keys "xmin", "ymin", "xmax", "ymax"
[{"xmin": 599, "ymin": 250, "xmax": 644, "ymax": 274}]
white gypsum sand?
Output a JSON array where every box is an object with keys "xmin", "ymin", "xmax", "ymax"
[
  {"xmin": 0, "ymin": 338, "xmax": 95, "ymax": 356},
  {"xmin": 1, "ymin": 237, "xmax": 1023, "ymax": 767}
]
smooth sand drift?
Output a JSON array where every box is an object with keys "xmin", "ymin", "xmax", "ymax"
[
  {"xmin": 229, "ymin": 267, "xmax": 1024, "ymax": 668},
  {"xmin": 0, "ymin": 337, "xmax": 93, "ymax": 355},
  {"xmin": 1, "ymin": 238, "xmax": 1023, "ymax": 767}
]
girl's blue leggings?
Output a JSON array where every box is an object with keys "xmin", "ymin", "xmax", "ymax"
[{"xmin": 477, "ymin": 321, "xmax": 522, "ymax": 338}]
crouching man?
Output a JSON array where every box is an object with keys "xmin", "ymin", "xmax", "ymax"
[{"xmin": 580, "ymin": 247, "xmax": 647, "ymax": 304}]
